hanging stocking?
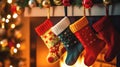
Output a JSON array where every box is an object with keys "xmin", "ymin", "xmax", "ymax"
[
  {"xmin": 35, "ymin": 19, "xmax": 66, "ymax": 63},
  {"xmin": 51, "ymin": 17, "xmax": 84, "ymax": 65},
  {"xmin": 70, "ymin": 16, "xmax": 105, "ymax": 66},
  {"xmin": 92, "ymin": 16, "xmax": 120, "ymax": 62}
]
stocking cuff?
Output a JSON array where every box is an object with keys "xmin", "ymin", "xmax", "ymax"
[
  {"xmin": 35, "ymin": 19, "xmax": 53, "ymax": 36},
  {"xmin": 70, "ymin": 16, "xmax": 88, "ymax": 33},
  {"xmin": 92, "ymin": 16, "xmax": 108, "ymax": 32},
  {"xmin": 51, "ymin": 17, "xmax": 70, "ymax": 35}
]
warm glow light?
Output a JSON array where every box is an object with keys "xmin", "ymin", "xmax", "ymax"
[
  {"xmin": 10, "ymin": 65, "xmax": 13, "ymax": 67},
  {"xmin": 60, "ymin": 52, "xmax": 92, "ymax": 67},
  {"xmin": 6, "ymin": 19, "xmax": 9, "ymax": 23},
  {"xmin": 7, "ymin": 14, "xmax": 11, "ymax": 19},
  {"xmin": 1, "ymin": 23, "xmax": 5, "ymax": 28},
  {"xmin": 16, "ymin": 43, "xmax": 21, "ymax": 48},
  {"xmin": 13, "ymin": 48, "xmax": 17, "ymax": 53},
  {"xmin": 0, "ymin": 41, "xmax": 3, "ymax": 45},
  {"xmin": 17, "ymin": 6, "xmax": 20, "ymax": 11},
  {"xmin": 2, "ymin": 18, "xmax": 5, "ymax": 22},
  {"xmin": 13, "ymin": 13, "xmax": 18, "ymax": 18},
  {"xmin": 11, "ymin": 24, "xmax": 16, "ymax": 29},
  {"xmin": 0, "ymin": 39, "xmax": 8, "ymax": 47},
  {"xmin": 7, "ymin": 0, "xmax": 12, "ymax": 4}
]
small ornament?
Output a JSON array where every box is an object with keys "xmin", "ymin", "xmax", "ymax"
[
  {"xmin": 103, "ymin": 0, "xmax": 111, "ymax": 6},
  {"xmin": 8, "ymin": 40, "xmax": 15, "ymax": 49},
  {"xmin": 42, "ymin": 0, "xmax": 51, "ymax": 8},
  {"xmin": 82, "ymin": 0, "xmax": 94, "ymax": 9},
  {"xmin": 62, "ymin": 0, "xmax": 71, "ymax": 6},
  {"xmin": 53, "ymin": 0, "xmax": 62, "ymax": 5},
  {"xmin": 37, "ymin": 0, "xmax": 43, "ymax": 8},
  {"xmin": 11, "ymin": 4, "xmax": 17, "ymax": 14},
  {"xmin": 28, "ymin": 0, "xmax": 37, "ymax": 8},
  {"xmin": 36, "ymin": 0, "xmax": 42, "ymax": 3}
]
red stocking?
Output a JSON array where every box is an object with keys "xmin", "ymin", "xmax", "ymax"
[
  {"xmin": 70, "ymin": 16, "xmax": 105, "ymax": 66},
  {"xmin": 92, "ymin": 16, "xmax": 120, "ymax": 62}
]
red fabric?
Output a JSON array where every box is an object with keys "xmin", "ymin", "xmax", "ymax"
[
  {"xmin": 92, "ymin": 16, "xmax": 120, "ymax": 62},
  {"xmin": 35, "ymin": 19, "xmax": 53, "ymax": 36},
  {"xmin": 82, "ymin": 0, "xmax": 94, "ymax": 8},
  {"xmin": 62, "ymin": 0, "xmax": 70, "ymax": 6},
  {"xmin": 74, "ymin": 24, "xmax": 105, "ymax": 66}
]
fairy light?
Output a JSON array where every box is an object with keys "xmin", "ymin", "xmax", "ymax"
[
  {"xmin": 1, "ymin": 23, "xmax": 5, "ymax": 28},
  {"xmin": 10, "ymin": 65, "xmax": 13, "ymax": 67},
  {"xmin": 7, "ymin": 14, "xmax": 11, "ymax": 19},
  {"xmin": 11, "ymin": 24, "xmax": 16, "ymax": 29},
  {"xmin": 2, "ymin": 18, "xmax": 5, "ymax": 22},
  {"xmin": 5, "ymin": 19, "xmax": 9, "ymax": 23},
  {"xmin": 16, "ymin": 43, "xmax": 21, "ymax": 48},
  {"xmin": 7, "ymin": 0, "xmax": 12, "ymax": 4},
  {"xmin": 17, "ymin": 6, "xmax": 20, "ymax": 11},
  {"xmin": 0, "ymin": 41, "xmax": 3, "ymax": 45},
  {"xmin": 13, "ymin": 48, "xmax": 17, "ymax": 53},
  {"xmin": 13, "ymin": 13, "xmax": 18, "ymax": 18}
]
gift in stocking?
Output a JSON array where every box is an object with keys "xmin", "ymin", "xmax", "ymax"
[
  {"xmin": 92, "ymin": 16, "xmax": 120, "ymax": 62},
  {"xmin": 51, "ymin": 17, "xmax": 84, "ymax": 65},
  {"xmin": 70, "ymin": 16, "xmax": 105, "ymax": 66},
  {"xmin": 35, "ymin": 19, "xmax": 66, "ymax": 63}
]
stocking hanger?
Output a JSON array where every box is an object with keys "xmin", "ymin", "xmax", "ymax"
[
  {"xmin": 64, "ymin": 6, "xmax": 68, "ymax": 16},
  {"xmin": 105, "ymin": 5, "xmax": 109, "ymax": 16},
  {"xmin": 47, "ymin": 7, "xmax": 50, "ymax": 19}
]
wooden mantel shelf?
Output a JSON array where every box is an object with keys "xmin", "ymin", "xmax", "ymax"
[{"xmin": 24, "ymin": 3, "xmax": 120, "ymax": 17}]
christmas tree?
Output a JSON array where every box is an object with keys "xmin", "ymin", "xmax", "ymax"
[{"xmin": 0, "ymin": 0, "xmax": 25, "ymax": 66}]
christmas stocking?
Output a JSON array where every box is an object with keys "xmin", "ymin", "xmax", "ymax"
[
  {"xmin": 35, "ymin": 19, "xmax": 66, "ymax": 63},
  {"xmin": 92, "ymin": 16, "xmax": 120, "ymax": 62},
  {"xmin": 70, "ymin": 16, "xmax": 105, "ymax": 66},
  {"xmin": 51, "ymin": 17, "xmax": 84, "ymax": 65}
]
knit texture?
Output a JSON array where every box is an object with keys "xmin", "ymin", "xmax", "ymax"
[
  {"xmin": 70, "ymin": 16, "xmax": 105, "ymax": 66},
  {"xmin": 70, "ymin": 16, "xmax": 88, "ymax": 33},
  {"xmin": 41, "ymin": 29, "xmax": 66, "ymax": 63},
  {"xmin": 35, "ymin": 19, "xmax": 53, "ymax": 36},
  {"xmin": 51, "ymin": 16, "xmax": 70, "ymax": 35},
  {"xmin": 51, "ymin": 17, "xmax": 83, "ymax": 65},
  {"xmin": 58, "ymin": 28, "xmax": 84, "ymax": 65},
  {"xmin": 35, "ymin": 19, "xmax": 66, "ymax": 63}
]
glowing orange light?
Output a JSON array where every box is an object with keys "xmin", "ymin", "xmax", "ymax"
[{"xmin": 60, "ymin": 52, "xmax": 92, "ymax": 67}]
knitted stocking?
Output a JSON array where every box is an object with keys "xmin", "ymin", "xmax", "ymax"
[
  {"xmin": 70, "ymin": 16, "xmax": 105, "ymax": 66},
  {"xmin": 51, "ymin": 17, "xmax": 84, "ymax": 65},
  {"xmin": 35, "ymin": 19, "xmax": 66, "ymax": 63},
  {"xmin": 92, "ymin": 16, "xmax": 120, "ymax": 62}
]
